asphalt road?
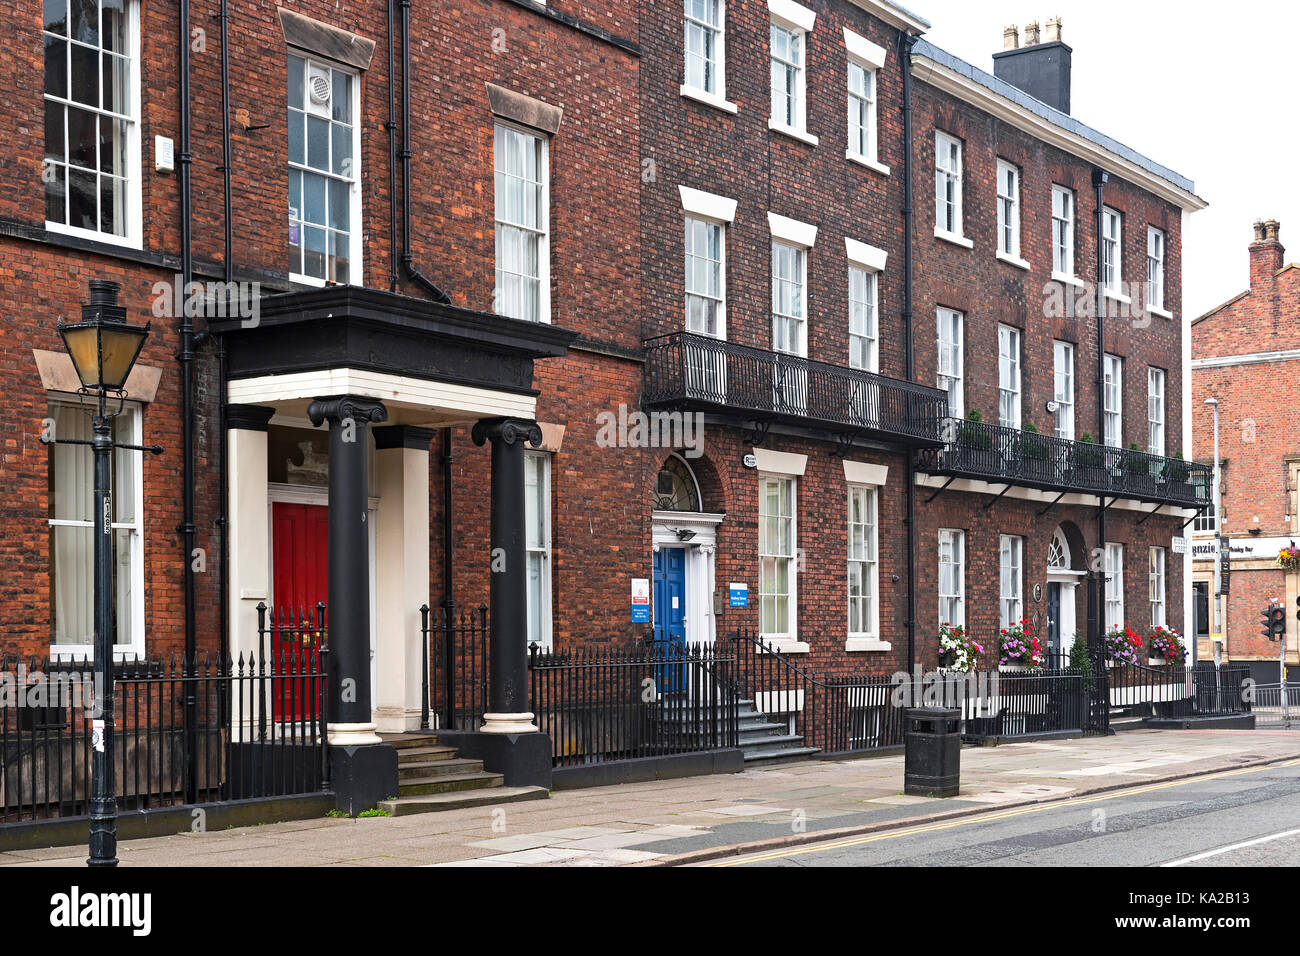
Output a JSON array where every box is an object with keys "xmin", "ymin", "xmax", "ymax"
[{"xmin": 706, "ymin": 758, "xmax": 1300, "ymax": 867}]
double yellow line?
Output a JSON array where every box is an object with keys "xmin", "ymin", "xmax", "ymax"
[{"xmin": 704, "ymin": 758, "xmax": 1300, "ymax": 866}]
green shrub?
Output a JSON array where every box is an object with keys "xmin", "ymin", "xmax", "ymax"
[{"xmin": 1067, "ymin": 634, "xmax": 1096, "ymax": 692}]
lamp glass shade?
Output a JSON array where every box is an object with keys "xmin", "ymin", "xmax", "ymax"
[{"xmin": 59, "ymin": 321, "xmax": 149, "ymax": 391}]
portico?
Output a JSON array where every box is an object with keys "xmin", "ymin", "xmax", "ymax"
[{"xmin": 214, "ymin": 286, "xmax": 574, "ymax": 808}]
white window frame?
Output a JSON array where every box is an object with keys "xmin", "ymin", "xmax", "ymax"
[
  {"xmin": 48, "ymin": 396, "xmax": 145, "ymax": 659},
  {"xmin": 937, "ymin": 307, "xmax": 964, "ymax": 418},
  {"xmin": 848, "ymin": 264, "xmax": 878, "ymax": 373},
  {"xmin": 934, "ymin": 132, "xmax": 967, "ymax": 244},
  {"xmin": 1147, "ymin": 367, "xmax": 1166, "ymax": 457},
  {"xmin": 759, "ymin": 473, "xmax": 798, "ymax": 644},
  {"xmin": 1103, "ymin": 353, "xmax": 1123, "ymax": 448},
  {"xmin": 525, "ymin": 451, "xmax": 553, "ymax": 650},
  {"xmin": 1147, "ymin": 226, "xmax": 1167, "ymax": 313},
  {"xmin": 771, "ymin": 240, "xmax": 808, "ymax": 356},
  {"xmin": 996, "ymin": 160, "xmax": 1022, "ymax": 261},
  {"xmin": 938, "ymin": 529, "xmax": 965, "ymax": 629},
  {"xmin": 288, "ymin": 53, "xmax": 363, "ymax": 286},
  {"xmin": 1051, "ymin": 185, "xmax": 1075, "ymax": 279},
  {"xmin": 1102, "ymin": 206, "xmax": 1123, "ymax": 294},
  {"xmin": 43, "ymin": 0, "xmax": 143, "ymax": 249},
  {"xmin": 685, "ymin": 215, "xmax": 726, "ymax": 339},
  {"xmin": 998, "ymin": 324, "xmax": 1022, "ymax": 429},
  {"xmin": 1193, "ymin": 500, "xmax": 1217, "ymax": 535},
  {"xmin": 847, "ymin": 484, "xmax": 878, "ymax": 641},
  {"xmin": 493, "ymin": 121, "xmax": 551, "ymax": 323},
  {"xmin": 843, "ymin": 27, "xmax": 887, "ymax": 172},
  {"xmin": 1105, "ymin": 542, "xmax": 1124, "ymax": 632},
  {"xmin": 769, "ymin": 14, "xmax": 813, "ymax": 141},
  {"xmin": 683, "ymin": 0, "xmax": 726, "ymax": 102},
  {"xmin": 999, "ymin": 534, "xmax": 1023, "ymax": 630},
  {"xmin": 1149, "ymin": 546, "xmax": 1166, "ymax": 629},
  {"xmin": 1053, "ymin": 340, "xmax": 1075, "ymax": 440}
]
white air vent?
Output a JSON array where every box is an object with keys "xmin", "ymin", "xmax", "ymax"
[{"xmin": 306, "ymin": 67, "xmax": 331, "ymax": 117}]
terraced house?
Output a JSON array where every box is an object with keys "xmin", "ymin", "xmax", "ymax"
[{"xmin": 0, "ymin": 0, "xmax": 1212, "ymax": 837}]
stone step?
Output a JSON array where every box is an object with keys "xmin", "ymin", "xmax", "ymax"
[
  {"xmin": 394, "ymin": 745, "xmax": 460, "ymax": 764},
  {"xmin": 378, "ymin": 733, "xmax": 445, "ymax": 750},
  {"xmin": 742, "ymin": 746, "xmax": 822, "ymax": 765},
  {"xmin": 379, "ymin": 786, "xmax": 550, "ymax": 816},
  {"xmin": 399, "ymin": 771, "xmax": 505, "ymax": 796},
  {"xmin": 739, "ymin": 725, "xmax": 792, "ymax": 744},
  {"xmin": 398, "ymin": 757, "xmax": 485, "ymax": 779}
]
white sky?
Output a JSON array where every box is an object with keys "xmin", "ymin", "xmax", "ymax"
[{"xmin": 915, "ymin": 0, "xmax": 1300, "ymax": 318}]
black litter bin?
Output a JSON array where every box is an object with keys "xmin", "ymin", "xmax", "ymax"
[{"xmin": 904, "ymin": 706, "xmax": 961, "ymax": 797}]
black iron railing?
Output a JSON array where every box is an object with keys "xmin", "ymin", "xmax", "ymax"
[
  {"xmin": 917, "ymin": 418, "xmax": 1212, "ymax": 507},
  {"xmin": 529, "ymin": 640, "xmax": 738, "ymax": 767},
  {"xmin": 0, "ymin": 635, "xmax": 328, "ymax": 824},
  {"xmin": 643, "ymin": 332, "xmax": 949, "ymax": 444},
  {"xmin": 730, "ymin": 632, "xmax": 906, "ymax": 755},
  {"xmin": 423, "ymin": 603, "xmax": 489, "ymax": 732},
  {"xmin": 1107, "ymin": 660, "xmax": 1252, "ymax": 718}
]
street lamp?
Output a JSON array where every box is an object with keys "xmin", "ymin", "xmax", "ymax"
[{"xmin": 48, "ymin": 280, "xmax": 161, "ymax": 868}]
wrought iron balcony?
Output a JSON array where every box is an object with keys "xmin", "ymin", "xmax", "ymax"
[
  {"xmin": 916, "ymin": 418, "xmax": 1212, "ymax": 508},
  {"xmin": 642, "ymin": 332, "xmax": 949, "ymax": 445}
]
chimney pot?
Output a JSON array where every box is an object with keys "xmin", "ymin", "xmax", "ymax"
[
  {"xmin": 1023, "ymin": 20, "xmax": 1041, "ymax": 45},
  {"xmin": 1003, "ymin": 25, "xmax": 1020, "ymax": 50},
  {"xmin": 1045, "ymin": 17, "xmax": 1063, "ymax": 43},
  {"xmin": 1253, "ymin": 220, "xmax": 1268, "ymax": 242},
  {"xmin": 1265, "ymin": 219, "xmax": 1281, "ymax": 242}
]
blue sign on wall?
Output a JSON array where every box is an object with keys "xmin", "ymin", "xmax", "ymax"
[
  {"xmin": 631, "ymin": 577, "xmax": 651, "ymax": 623},
  {"xmin": 729, "ymin": 583, "xmax": 748, "ymax": 608}
]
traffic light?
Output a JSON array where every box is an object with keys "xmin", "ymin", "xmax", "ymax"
[
  {"xmin": 1262, "ymin": 605, "xmax": 1275, "ymax": 640},
  {"xmin": 1272, "ymin": 604, "xmax": 1287, "ymax": 639}
]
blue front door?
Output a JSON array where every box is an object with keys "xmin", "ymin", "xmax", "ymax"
[{"xmin": 653, "ymin": 548, "xmax": 687, "ymax": 692}]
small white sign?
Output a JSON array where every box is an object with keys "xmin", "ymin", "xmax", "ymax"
[
  {"xmin": 154, "ymin": 135, "xmax": 174, "ymax": 172},
  {"xmin": 1172, "ymin": 536, "xmax": 1187, "ymax": 554},
  {"xmin": 671, "ymin": 596, "xmax": 679, "ymax": 609},
  {"xmin": 631, "ymin": 578, "xmax": 650, "ymax": 604},
  {"xmin": 91, "ymin": 719, "xmax": 105, "ymax": 753}
]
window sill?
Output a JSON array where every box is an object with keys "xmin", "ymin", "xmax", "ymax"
[
  {"xmin": 761, "ymin": 638, "xmax": 810, "ymax": 654},
  {"xmin": 680, "ymin": 84, "xmax": 739, "ymax": 115},
  {"xmin": 1147, "ymin": 305, "xmax": 1174, "ymax": 320},
  {"xmin": 996, "ymin": 250, "xmax": 1032, "ymax": 271},
  {"xmin": 846, "ymin": 637, "xmax": 892, "ymax": 653},
  {"xmin": 768, "ymin": 120, "xmax": 819, "ymax": 147},
  {"xmin": 46, "ymin": 219, "xmax": 143, "ymax": 252},
  {"xmin": 934, "ymin": 228, "xmax": 973, "ymax": 249},
  {"xmin": 846, "ymin": 152, "xmax": 890, "ymax": 176},
  {"xmin": 1104, "ymin": 288, "xmax": 1132, "ymax": 306},
  {"xmin": 1051, "ymin": 271, "xmax": 1087, "ymax": 289}
]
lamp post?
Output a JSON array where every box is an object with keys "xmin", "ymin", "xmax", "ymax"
[{"xmin": 48, "ymin": 280, "xmax": 161, "ymax": 867}]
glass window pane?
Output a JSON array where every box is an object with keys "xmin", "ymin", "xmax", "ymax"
[
  {"xmin": 102, "ymin": 0, "xmax": 127, "ymax": 53},
  {"xmin": 102, "ymin": 52, "xmax": 128, "ymax": 114},
  {"xmin": 66, "ymin": 105, "xmax": 96, "ymax": 168},
  {"xmin": 45, "ymin": 161, "xmax": 67, "ymax": 223},
  {"xmin": 307, "ymin": 115, "xmax": 329, "ymax": 171},
  {"xmin": 288, "ymin": 111, "xmax": 304, "ymax": 166},
  {"xmin": 303, "ymin": 225, "xmax": 327, "ymax": 279},
  {"xmin": 71, "ymin": 0, "xmax": 97, "ymax": 44},
  {"xmin": 45, "ymin": 0, "xmax": 69, "ymax": 35},
  {"xmin": 44, "ymin": 36, "xmax": 68, "ymax": 98},
  {"xmin": 331, "ymin": 122, "xmax": 352, "ymax": 178},
  {"xmin": 331, "ymin": 230, "xmax": 349, "ymax": 284},
  {"xmin": 67, "ymin": 166, "xmax": 97, "ymax": 229},
  {"xmin": 45, "ymin": 99, "xmax": 65, "ymax": 161},
  {"xmin": 328, "ymin": 178, "xmax": 349, "ymax": 230},
  {"xmin": 303, "ymin": 172, "xmax": 326, "ymax": 225},
  {"xmin": 51, "ymin": 524, "xmax": 94, "ymax": 645},
  {"xmin": 70, "ymin": 41, "xmax": 98, "ymax": 107},
  {"xmin": 332, "ymin": 69, "xmax": 352, "ymax": 124}
]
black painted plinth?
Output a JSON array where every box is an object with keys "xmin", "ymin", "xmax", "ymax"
[
  {"xmin": 328, "ymin": 743, "xmax": 399, "ymax": 816},
  {"xmin": 437, "ymin": 730, "xmax": 553, "ymax": 790}
]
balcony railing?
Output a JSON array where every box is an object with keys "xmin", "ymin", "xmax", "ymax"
[
  {"xmin": 916, "ymin": 418, "xmax": 1212, "ymax": 508},
  {"xmin": 642, "ymin": 332, "xmax": 949, "ymax": 444}
]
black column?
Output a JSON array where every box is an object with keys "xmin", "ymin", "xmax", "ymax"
[
  {"xmin": 308, "ymin": 396, "xmax": 387, "ymax": 729},
  {"xmin": 471, "ymin": 418, "xmax": 542, "ymax": 722}
]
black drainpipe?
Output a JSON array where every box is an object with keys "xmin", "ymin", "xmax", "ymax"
[
  {"xmin": 216, "ymin": 0, "xmax": 232, "ymax": 658},
  {"xmin": 900, "ymin": 30, "xmax": 918, "ymax": 677},
  {"xmin": 177, "ymin": 0, "xmax": 198, "ymax": 804},
  {"xmin": 442, "ymin": 428, "xmax": 455, "ymax": 619},
  {"xmin": 388, "ymin": 0, "xmax": 399, "ymax": 292},
  {"xmin": 1091, "ymin": 168, "xmax": 1109, "ymax": 653},
  {"xmin": 399, "ymin": 0, "xmax": 451, "ymax": 304}
]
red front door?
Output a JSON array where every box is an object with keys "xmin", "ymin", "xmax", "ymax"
[{"xmin": 271, "ymin": 502, "xmax": 329, "ymax": 720}]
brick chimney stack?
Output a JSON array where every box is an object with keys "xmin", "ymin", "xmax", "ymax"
[{"xmin": 1249, "ymin": 219, "xmax": 1284, "ymax": 290}]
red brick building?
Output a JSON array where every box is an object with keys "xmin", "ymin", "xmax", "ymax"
[
  {"xmin": 1191, "ymin": 220, "xmax": 1300, "ymax": 683},
  {"xmin": 0, "ymin": 0, "xmax": 1210, "ymax": 787}
]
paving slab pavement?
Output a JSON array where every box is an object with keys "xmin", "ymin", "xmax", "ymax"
[{"xmin": 3, "ymin": 729, "xmax": 1297, "ymax": 868}]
